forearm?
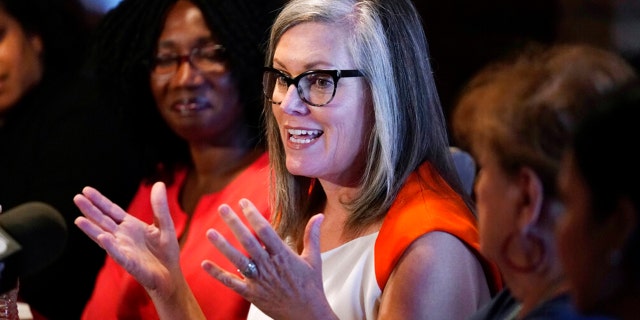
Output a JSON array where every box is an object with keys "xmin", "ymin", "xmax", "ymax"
[{"xmin": 148, "ymin": 276, "xmax": 207, "ymax": 320}]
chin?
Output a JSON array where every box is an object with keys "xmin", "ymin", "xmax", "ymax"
[
  {"xmin": 285, "ymin": 163, "xmax": 319, "ymax": 179},
  {"xmin": 285, "ymin": 166, "xmax": 307, "ymax": 177}
]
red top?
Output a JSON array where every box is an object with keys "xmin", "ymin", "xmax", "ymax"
[{"xmin": 81, "ymin": 153, "xmax": 270, "ymax": 320}]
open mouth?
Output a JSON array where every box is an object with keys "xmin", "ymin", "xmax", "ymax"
[
  {"xmin": 287, "ymin": 129, "xmax": 323, "ymax": 144},
  {"xmin": 172, "ymin": 98, "xmax": 210, "ymax": 114}
]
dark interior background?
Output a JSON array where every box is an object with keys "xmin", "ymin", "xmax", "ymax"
[
  {"xmin": 78, "ymin": 0, "xmax": 640, "ymax": 141},
  {"xmin": 412, "ymin": 0, "xmax": 640, "ymax": 139}
]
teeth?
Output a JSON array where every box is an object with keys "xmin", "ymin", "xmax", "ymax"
[
  {"xmin": 174, "ymin": 100, "xmax": 206, "ymax": 114},
  {"xmin": 287, "ymin": 129, "xmax": 322, "ymax": 144},
  {"xmin": 289, "ymin": 137, "xmax": 314, "ymax": 144},
  {"xmin": 287, "ymin": 129, "xmax": 322, "ymax": 136}
]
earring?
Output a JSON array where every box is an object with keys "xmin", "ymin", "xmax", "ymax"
[{"xmin": 501, "ymin": 232, "xmax": 546, "ymax": 273}]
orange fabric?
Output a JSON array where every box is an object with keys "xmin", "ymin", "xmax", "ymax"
[{"xmin": 375, "ymin": 161, "xmax": 502, "ymax": 294}]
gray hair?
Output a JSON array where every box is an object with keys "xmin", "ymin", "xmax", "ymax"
[{"xmin": 265, "ymin": 0, "xmax": 466, "ymax": 248}]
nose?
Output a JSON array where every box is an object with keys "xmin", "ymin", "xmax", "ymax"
[
  {"xmin": 279, "ymin": 84, "xmax": 309, "ymax": 115},
  {"xmin": 172, "ymin": 59, "xmax": 204, "ymax": 87}
]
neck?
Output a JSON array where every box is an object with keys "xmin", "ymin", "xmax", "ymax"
[
  {"xmin": 180, "ymin": 145, "xmax": 263, "ymax": 214},
  {"xmin": 190, "ymin": 144, "xmax": 262, "ymax": 177},
  {"xmin": 316, "ymin": 179, "xmax": 382, "ymax": 251}
]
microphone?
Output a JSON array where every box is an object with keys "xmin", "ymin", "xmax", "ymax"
[{"xmin": 0, "ymin": 202, "xmax": 68, "ymax": 293}]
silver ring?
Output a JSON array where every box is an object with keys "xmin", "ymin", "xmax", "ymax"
[{"xmin": 238, "ymin": 260, "xmax": 258, "ymax": 278}]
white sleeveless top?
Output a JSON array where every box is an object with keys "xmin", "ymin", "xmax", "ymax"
[{"xmin": 246, "ymin": 232, "xmax": 381, "ymax": 320}]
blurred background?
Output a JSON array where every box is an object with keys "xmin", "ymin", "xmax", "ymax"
[
  {"xmin": 79, "ymin": 0, "xmax": 640, "ymax": 135},
  {"xmin": 79, "ymin": 0, "xmax": 121, "ymax": 13},
  {"xmin": 413, "ymin": 0, "xmax": 640, "ymax": 133}
]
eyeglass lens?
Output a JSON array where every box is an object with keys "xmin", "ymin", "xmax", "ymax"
[
  {"xmin": 152, "ymin": 44, "xmax": 226, "ymax": 75},
  {"xmin": 263, "ymin": 70, "xmax": 337, "ymax": 106}
]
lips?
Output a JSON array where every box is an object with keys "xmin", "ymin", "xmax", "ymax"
[
  {"xmin": 171, "ymin": 97, "xmax": 210, "ymax": 114},
  {"xmin": 287, "ymin": 128, "xmax": 323, "ymax": 144}
]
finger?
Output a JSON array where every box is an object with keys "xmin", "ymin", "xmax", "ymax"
[
  {"xmin": 81, "ymin": 186, "xmax": 128, "ymax": 224},
  {"xmin": 301, "ymin": 213, "xmax": 324, "ymax": 268},
  {"xmin": 74, "ymin": 215, "xmax": 127, "ymax": 267},
  {"xmin": 238, "ymin": 199, "xmax": 283, "ymax": 257},
  {"xmin": 73, "ymin": 193, "xmax": 119, "ymax": 233},
  {"xmin": 201, "ymin": 259, "xmax": 249, "ymax": 295},
  {"xmin": 205, "ymin": 225, "xmax": 253, "ymax": 273},
  {"xmin": 150, "ymin": 182, "xmax": 177, "ymax": 238},
  {"xmin": 74, "ymin": 216, "xmax": 111, "ymax": 247},
  {"xmin": 218, "ymin": 203, "xmax": 268, "ymax": 260},
  {"xmin": 75, "ymin": 217, "xmax": 136, "ymax": 273},
  {"xmin": 97, "ymin": 233, "xmax": 132, "ymax": 267}
]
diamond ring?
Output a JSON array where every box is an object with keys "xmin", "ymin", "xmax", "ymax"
[{"xmin": 238, "ymin": 259, "xmax": 258, "ymax": 278}]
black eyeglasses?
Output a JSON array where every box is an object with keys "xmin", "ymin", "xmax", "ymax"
[
  {"xmin": 262, "ymin": 67, "xmax": 364, "ymax": 107},
  {"xmin": 150, "ymin": 44, "xmax": 226, "ymax": 75}
]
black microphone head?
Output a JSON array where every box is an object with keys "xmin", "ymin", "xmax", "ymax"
[{"xmin": 0, "ymin": 202, "xmax": 67, "ymax": 292}]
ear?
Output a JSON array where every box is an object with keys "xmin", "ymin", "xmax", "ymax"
[
  {"xmin": 514, "ymin": 166, "xmax": 544, "ymax": 232},
  {"xmin": 29, "ymin": 34, "xmax": 44, "ymax": 57},
  {"xmin": 603, "ymin": 196, "xmax": 638, "ymax": 253}
]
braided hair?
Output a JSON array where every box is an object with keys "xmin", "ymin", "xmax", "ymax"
[{"xmin": 84, "ymin": 0, "xmax": 283, "ymax": 184}]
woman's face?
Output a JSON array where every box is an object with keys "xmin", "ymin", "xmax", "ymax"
[
  {"xmin": 473, "ymin": 147, "xmax": 522, "ymax": 270},
  {"xmin": 556, "ymin": 152, "xmax": 611, "ymax": 313},
  {"xmin": 271, "ymin": 21, "xmax": 371, "ymax": 186},
  {"xmin": 149, "ymin": 0, "xmax": 243, "ymax": 145},
  {"xmin": 0, "ymin": 7, "xmax": 43, "ymax": 114}
]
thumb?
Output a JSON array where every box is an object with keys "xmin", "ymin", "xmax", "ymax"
[
  {"xmin": 301, "ymin": 213, "xmax": 324, "ymax": 270},
  {"xmin": 150, "ymin": 181, "xmax": 177, "ymax": 237}
]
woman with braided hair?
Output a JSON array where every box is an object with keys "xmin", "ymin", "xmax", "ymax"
[{"xmin": 76, "ymin": 0, "xmax": 283, "ymax": 319}]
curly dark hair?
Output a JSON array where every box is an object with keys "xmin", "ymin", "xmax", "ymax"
[
  {"xmin": 84, "ymin": 0, "xmax": 283, "ymax": 184},
  {"xmin": 0, "ymin": 0, "xmax": 92, "ymax": 77}
]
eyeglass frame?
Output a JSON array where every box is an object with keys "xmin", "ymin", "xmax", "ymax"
[
  {"xmin": 262, "ymin": 67, "xmax": 365, "ymax": 107},
  {"xmin": 148, "ymin": 44, "xmax": 227, "ymax": 75}
]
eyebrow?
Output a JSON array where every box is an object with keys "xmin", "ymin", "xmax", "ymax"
[
  {"xmin": 271, "ymin": 59, "xmax": 339, "ymax": 74},
  {"xmin": 156, "ymin": 37, "xmax": 217, "ymax": 50}
]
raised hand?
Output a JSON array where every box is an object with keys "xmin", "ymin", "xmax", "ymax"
[
  {"xmin": 201, "ymin": 198, "xmax": 338, "ymax": 319},
  {"xmin": 73, "ymin": 182, "xmax": 181, "ymax": 298},
  {"xmin": 74, "ymin": 182, "xmax": 206, "ymax": 319}
]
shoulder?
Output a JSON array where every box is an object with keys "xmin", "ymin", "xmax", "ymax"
[
  {"xmin": 401, "ymin": 231, "xmax": 485, "ymax": 282},
  {"xmin": 379, "ymin": 232, "xmax": 492, "ymax": 318},
  {"xmin": 374, "ymin": 162, "xmax": 482, "ymax": 286}
]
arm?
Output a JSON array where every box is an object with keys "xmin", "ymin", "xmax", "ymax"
[
  {"xmin": 73, "ymin": 182, "xmax": 206, "ymax": 320},
  {"xmin": 201, "ymin": 199, "xmax": 338, "ymax": 320},
  {"xmin": 378, "ymin": 231, "xmax": 491, "ymax": 320}
]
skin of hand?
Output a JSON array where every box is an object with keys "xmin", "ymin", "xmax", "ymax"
[
  {"xmin": 73, "ymin": 182, "xmax": 205, "ymax": 319},
  {"xmin": 202, "ymin": 199, "xmax": 338, "ymax": 320}
]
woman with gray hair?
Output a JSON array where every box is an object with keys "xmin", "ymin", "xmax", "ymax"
[{"xmin": 73, "ymin": 0, "xmax": 502, "ymax": 319}]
